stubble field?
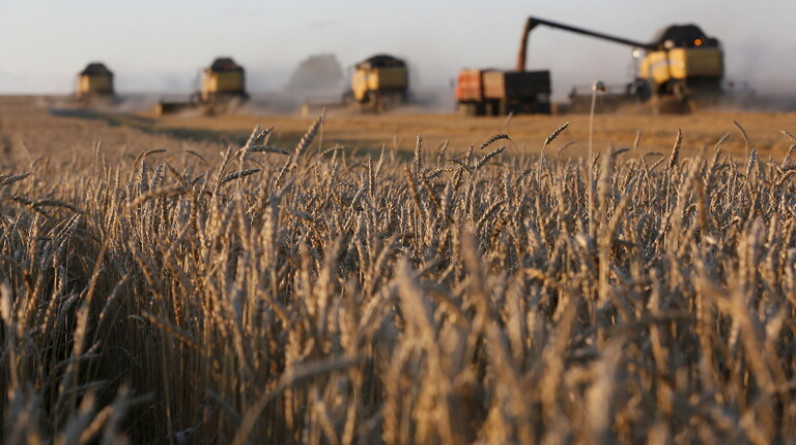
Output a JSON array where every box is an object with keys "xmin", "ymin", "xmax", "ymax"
[{"xmin": 1, "ymin": 95, "xmax": 795, "ymax": 444}]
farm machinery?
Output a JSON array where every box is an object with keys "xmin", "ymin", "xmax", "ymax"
[
  {"xmin": 74, "ymin": 62, "xmax": 117, "ymax": 106},
  {"xmin": 155, "ymin": 57, "xmax": 249, "ymax": 116},
  {"xmin": 455, "ymin": 68, "xmax": 551, "ymax": 116},
  {"xmin": 346, "ymin": 54, "xmax": 409, "ymax": 111},
  {"xmin": 457, "ymin": 16, "xmax": 724, "ymax": 115},
  {"xmin": 302, "ymin": 54, "xmax": 409, "ymax": 115}
]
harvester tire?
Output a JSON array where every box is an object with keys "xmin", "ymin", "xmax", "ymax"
[
  {"xmin": 457, "ymin": 102, "xmax": 477, "ymax": 116},
  {"xmin": 652, "ymin": 95, "xmax": 691, "ymax": 115}
]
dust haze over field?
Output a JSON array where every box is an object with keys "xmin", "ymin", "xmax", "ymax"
[
  {"xmin": 16, "ymin": 21, "xmax": 796, "ymax": 116},
  {"xmin": 2, "ymin": 0, "xmax": 795, "ymax": 114}
]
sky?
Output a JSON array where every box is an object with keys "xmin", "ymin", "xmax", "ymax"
[{"xmin": 0, "ymin": 0, "xmax": 794, "ymax": 100}]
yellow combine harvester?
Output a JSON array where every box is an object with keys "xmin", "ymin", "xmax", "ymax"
[
  {"xmin": 513, "ymin": 17, "xmax": 723, "ymax": 113},
  {"xmin": 458, "ymin": 16, "xmax": 725, "ymax": 115},
  {"xmin": 198, "ymin": 57, "xmax": 248, "ymax": 105},
  {"xmin": 347, "ymin": 54, "xmax": 409, "ymax": 111},
  {"xmin": 638, "ymin": 25, "xmax": 724, "ymax": 105},
  {"xmin": 75, "ymin": 62, "xmax": 115, "ymax": 103},
  {"xmin": 156, "ymin": 57, "xmax": 249, "ymax": 116},
  {"xmin": 303, "ymin": 54, "xmax": 409, "ymax": 115}
]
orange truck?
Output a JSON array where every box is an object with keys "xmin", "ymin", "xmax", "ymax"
[{"xmin": 455, "ymin": 69, "xmax": 551, "ymax": 116}]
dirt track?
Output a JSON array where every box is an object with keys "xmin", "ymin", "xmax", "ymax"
[{"xmin": 1, "ymin": 95, "xmax": 794, "ymax": 167}]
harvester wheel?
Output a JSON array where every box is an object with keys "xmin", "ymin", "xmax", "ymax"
[
  {"xmin": 671, "ymin": 83, "xmax": 684, "ymax": 101},
  {"xmin": 484, "ymin": 101, "xmax": 498, "ymax": 116},
  {"xmin": 651, "ymin": 95, "xmax": 691, "ymax": 115},
  {"xmin": 457, "ymin": 102, "xmax": 477, "ymax": 116}
]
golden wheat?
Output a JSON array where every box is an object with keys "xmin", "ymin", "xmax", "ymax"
[{"xmin": 0, "ymin": 119, "xmax": 794, "ymax": 444}]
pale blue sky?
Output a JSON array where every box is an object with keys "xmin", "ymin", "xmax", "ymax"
[{"xmin": 0, "ymin": 1, "xmax": 793, "ymax": 97}]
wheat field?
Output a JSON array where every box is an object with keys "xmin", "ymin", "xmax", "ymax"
[{"xmin": 1, "ymin": 99, "xmax": 795, "ymax": 444}]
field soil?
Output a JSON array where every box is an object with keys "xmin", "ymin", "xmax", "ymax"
[{"xmin": 1, "ymin": 95, "xmax": 794, "ymax": 164}]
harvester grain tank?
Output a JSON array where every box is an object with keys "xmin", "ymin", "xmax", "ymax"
[
  {"xmin": 347, "ymin": 54, "xmax": 409, "ymax": 111},
  {"xmin": 513, "ymin": 17, "xmax": 724, "ymax": 112},
  {"xmin": 75, "ymin": 62, "xmax": 115, "ymax": 102}
]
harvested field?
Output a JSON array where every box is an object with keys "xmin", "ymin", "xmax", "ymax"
[
  {"xmin": 1, "ymin": 95, "xmax": 795, "ymax": 443},
  {"xmin": 136, "ymin": 105, "xmax": 795, "ymax": 160}
]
